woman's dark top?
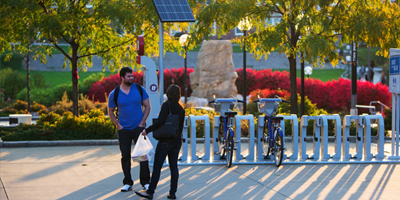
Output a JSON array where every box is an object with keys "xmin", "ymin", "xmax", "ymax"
[{"xmin": 145, "ymin": 101, "xmax": 185, "ymax": 139}]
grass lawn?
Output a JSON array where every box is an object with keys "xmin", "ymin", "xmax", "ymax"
[
  {"xmin": 14, "ymin": 68, "xmax": 344, "ymax": 87},
  {"xmin": 14, "ymin": 70, "xmax": 117, "ymax": 87},
  {"xmin": 273, "ymin": 69, "xmax": 345, "ymax": 82}
]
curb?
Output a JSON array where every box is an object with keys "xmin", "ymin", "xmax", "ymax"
[
  {"xmin": 0, "ymin": 139, "xmax": 119, "ymax": 148},
  {"xmin": 0, "ymin": 136, "xmax": 392, "ymax": 148}
]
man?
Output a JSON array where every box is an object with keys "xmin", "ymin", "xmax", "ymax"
[{"xmin": 108, "ymin": 67, "xmax": 151, "ymax": 192}]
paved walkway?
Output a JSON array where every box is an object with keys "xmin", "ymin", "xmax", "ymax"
[{"xmin": 1, "ymin": 145, "xmax": 400, "ymax": 200}]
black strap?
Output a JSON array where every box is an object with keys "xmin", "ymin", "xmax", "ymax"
[
  {"xmin": 113, "ymin": 84, "xmax": 143, "ymax": 132},
  {"xmin": 114, "ymin": 83, "xmax": 143, "ymax": 108}
]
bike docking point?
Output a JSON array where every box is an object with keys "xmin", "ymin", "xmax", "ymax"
[
  {"xmin": 343, "ymin": 115, "xmax": 364, "ymax": 160},
  {"xmin": 300, "ymin": 115, "xmax": 323, "ymax": 160},
  {"xmin": 234, "ymin": 115, "xmax": 255, "ymax": 161},
  {"xmin": 320, "ymin": 114, "xmax": 342, "ymax": 160},
  {"xmin": 186, "ymin": 115, "xmax": 210, "ymax": 163},
  {"xmin": 276, "ymin": 114, "xmax": 299, "ymax": 160}
]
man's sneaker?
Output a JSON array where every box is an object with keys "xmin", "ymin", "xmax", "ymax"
[
  {"xmin": 143, "ymin": 184, "xmax": 149, "ymax": 191},
  {"xmin": 121, "ymin": 184, "xmax": 132, "ymax": 192}
]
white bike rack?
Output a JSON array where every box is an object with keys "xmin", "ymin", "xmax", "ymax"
[
  {"xmin": 213, "ymin": 116, "xmax": 221, "ymax": 161},
  {"xmin": 234, "ymin": 115, "xmax": 255, "ymax": 161},
  {"xmin": 277, "ymin": 114, "xmax": 299, "ymax": 160},
  {"xmin": 180, "ymin": 116, "xmax": 189, "ymax": 162},
  {"xmin": 363, "ymin": 114, "xmax": 385, "ymax": 159},
  {"xmin": 342, "ymin": 115, "xmax": 364, "ymax": 160},
  {"xmin": 256, "ymin": 116, "xmax": 265, "ymax": 160},
  {"xmin": 188, "ymin": 115, "xmax": 210, "ymax": 161},
  {"xmin": 320, "ymin": 114, "xmax": 342, "ymax": 160},
  {"xmin": 300, "ymin": 116, "xmax": 322, "ymax": 160}
]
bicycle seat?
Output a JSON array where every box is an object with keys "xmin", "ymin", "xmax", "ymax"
[
  {"xmin": 225, "ymin": 111, "xmax": 237, "ymax": 116},
  {"xmin": 271, "ymin": 117, "xmax": 284, "ymax": 121}
]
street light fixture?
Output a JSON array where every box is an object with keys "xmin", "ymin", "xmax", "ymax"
[
  {"xmin": 179, "ymin": 34, "xmax": 189, "ymax": 104},
  {"xmin": 304, "ymin": 66, "xmax": 313, "ymax": 78},
  {"xmin": 346, "ymin": 55, "xmax": 351, "ymax": 79},
  {"xmin": 237, "ymin": 17, "xmax": 252, "ymax": 114}
]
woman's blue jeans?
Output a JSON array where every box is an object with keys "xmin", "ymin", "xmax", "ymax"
[{"xmin": 147, "ymin": 138, "xmax": 182, "ymax": 195}]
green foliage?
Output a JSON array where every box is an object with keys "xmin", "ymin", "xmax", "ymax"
[
  {"xmin": 81, "ymin": 73, "xmax": 105, "ymax": 95},
  {"xmin": 0, "ymin": 68, "xmax": 26, "ymax": 99},
  {"xmin": 31, "ymin": 74, "xmax": 48, "ymax": 89},
  {"xmin": 185, "ymin": 107, "xmax": 217, "ymax": 138},
  {"xmin": 1, "ymin": 100, "xmax": 47, "ymax": 115},
  {"xmin": 1, "ymin": 110, "xmax": 115, "ymax": 141}
]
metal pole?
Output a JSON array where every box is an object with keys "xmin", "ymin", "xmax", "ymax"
[
  {"xmin": 301, "ymin": 51, "xmax": 305, "ymax": 116},
  {"xmin": 397, "ymin": 94, "xmax": 400, "ymax": 156},
  {"xmin": 351, "ymin": 41, "xmax": 357, "ymax": 112},
  {"xmin": 243, "ymin": 30, "xmax": 247, "ymax": 115},
  {"xmin": 184, "ymin": 45, "xmax": 188, "ymax": 104},
  {"xmin": 159, "ymin": 21, "xmax": 164, "ymax": 104}
]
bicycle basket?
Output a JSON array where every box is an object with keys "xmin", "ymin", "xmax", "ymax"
[
  {"xmin": 214, "ymin": 103, "xmax": 222, "ymax": 113},
  {"xmin": 257, "ymin": 102, "xmax": 266, "ymax": 113}
]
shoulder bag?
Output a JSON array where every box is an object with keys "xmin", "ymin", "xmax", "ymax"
[{"xmin": 152, "ymin": 102, "xmax": 179, "ymax": 140}]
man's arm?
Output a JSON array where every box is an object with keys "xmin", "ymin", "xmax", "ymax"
[
  {"xmin": 108, "ymin": 107, "xmax": 123, "ymax": 130},
  {"xmin": 139, "ymin": 98, "xmax": 151, "ymax": 127}
]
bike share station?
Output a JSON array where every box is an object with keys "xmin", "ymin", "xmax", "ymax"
[{"xmin": 140, "ymin": 36, "xmax": 400, "ymax": 165}]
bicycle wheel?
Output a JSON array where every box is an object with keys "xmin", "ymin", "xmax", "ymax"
[
  {"xmin": 225, "ymin": 129, "xmax": 234, "ymax": 168},
  {"xmin": 273, "ymin": 128, "xmax": 284, "ymax": 167},
  {"xmin": 262, "ymin": 131, "xmax": 271, "ymax": 159}
]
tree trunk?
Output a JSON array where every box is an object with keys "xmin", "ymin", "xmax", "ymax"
[
  {"xmin": 25, "ymin": 52, "xmax": 31, "ymax": 113},
  {"xmin": 289, "ymin": 55, "xmax": 297, "ymax": 115},
  {"xmin": 71, "ymin": 47, "xmax": 79, "ymax": 116}
]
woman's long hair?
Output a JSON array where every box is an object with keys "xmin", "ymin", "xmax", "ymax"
[{"xmin": 166, "ymin": 84, "xmax": 183, "ymax": 107}]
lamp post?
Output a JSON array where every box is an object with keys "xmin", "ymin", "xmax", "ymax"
[
  {"xmin": 305, "ymin": 66, "xmax": 313, "ymax": 79},
  {"xmin": 346, "ymin": 55, "xmax": 351, "ymax": 79},
  {"xmin": 238, "ymin": 18, "xmax": 252, "ymax": 114},
  {"xmin": 179, "ymin": 34, "xmax": 189, "ymax": 104}
]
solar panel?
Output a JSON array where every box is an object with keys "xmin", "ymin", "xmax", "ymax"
[{"xmin": 152, "ymin": 0, "xmax": 196, "ymax": 22}]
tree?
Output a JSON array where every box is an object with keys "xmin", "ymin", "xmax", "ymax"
[
  {"xmin": 0, "ymin": 1, "xmax": 50, "ymax": 112},
  {"xmin": 1, "ymin": 0, "xmax": 190, "ymax": 116},
  {"xmin": 190, "ymin": 0, "xmax": 400, "ymax": 114}
]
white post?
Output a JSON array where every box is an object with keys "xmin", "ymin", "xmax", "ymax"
[
  {"xmin": 189, "ymin": 115, "xmax": 199, "ymax": 161},
  {"xmin": 257, "ymin": 116, "xmax": 265, "ymax": 160},
  {"xmin": 159, "ymin": 20, "xmax": 164, "ymax": 105},
  {"xmin": 213, "ymin": 116, "xmax": 220, "ymax": 160},
  {"xmin": 180, "ymin": 116, "xmax": 189, "ymax": 162}
]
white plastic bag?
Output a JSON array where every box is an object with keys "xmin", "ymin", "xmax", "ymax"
[{"xmin": 131, "ymin": 135, "xmax": 154, "ymax": 162}]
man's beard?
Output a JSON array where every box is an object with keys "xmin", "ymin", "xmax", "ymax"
[{"xmin": 123, "ymin": 80, "xmax": 133, "ymax": 86}]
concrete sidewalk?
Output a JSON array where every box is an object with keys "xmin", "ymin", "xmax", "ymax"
[{"xmin": 1, "ymin": 145, "xmax": 399, "ymax": 200}]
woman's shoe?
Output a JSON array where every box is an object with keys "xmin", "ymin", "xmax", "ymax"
[
  {"xmin": 167, "ymin": 194, "xmax": 176, "ymax": 199},
  {"xmin": 135, "ymin": 191, "xmax": 153, "ymax": 199}
]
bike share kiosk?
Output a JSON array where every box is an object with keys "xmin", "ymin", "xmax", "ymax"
[
  {"xmin": 136, "ymin": 36, "xmax": 161, "ymax": 150},
  {"xmin": 388, "ymin": 48, "xmax": 400, "ymax": 160}
]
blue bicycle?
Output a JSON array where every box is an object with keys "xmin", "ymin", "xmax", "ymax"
[
  {"xmin": 209, "ymin": 98, "xmax": 244, "ymax": 168},
  {"xmin": 254, "ymin": 97, "xmax": 289, "ymax": 167}
]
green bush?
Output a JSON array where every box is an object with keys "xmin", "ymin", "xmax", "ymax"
[
  {"xmin": 1, "ymin": 109, "xmax": 115, "ymax": 141},
  {"xmin": 32, "ymin": 74, "xmax": 48, "ymax": 89},
  {"xmin": 0, "ymin": 68, "xmax": 26, "ymax": 99},
  {"xmin": 81, "ymin": 73, "xmax": 105, "ymax": 95}
]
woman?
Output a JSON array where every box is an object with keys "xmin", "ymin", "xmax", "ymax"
[{"xmin": 135, "ymin": 84, "xmax": 185, "ymax": 199}]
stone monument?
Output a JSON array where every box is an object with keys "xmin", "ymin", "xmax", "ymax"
[{"xmin": 190, "ymin": 40, "xmax": 238, "ymax": 101}]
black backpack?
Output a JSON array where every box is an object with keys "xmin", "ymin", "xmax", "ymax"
[{"xmin": 113, "ymin": 83, "xmax": 143, "ymax": 133}]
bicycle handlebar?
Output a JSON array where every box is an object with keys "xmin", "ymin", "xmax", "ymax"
[
  {"xmin": 209, "ymin": 99, "xmax": 244, "ymax": 104},
  {"xmin": 253, "ymin": 98, "xmax": 290, "ymax": 103}
]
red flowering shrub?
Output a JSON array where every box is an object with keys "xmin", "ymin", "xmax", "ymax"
[
  {"xmin": 88, "ymin": 67, "xmax": 392, "ymax": 114},
  {"xmin": 249, "ymin": 89, "xmax": 290, "ymax": 101},
  {"xmin": 163, "ymin": 67, "xmax": 194, "ymax": 95},
  {"xmin": 236, "ymin": 68, "xmax": 290, "ymax": 96},
  {"xmin": 88, "ymin": 68, "xmax": 194, "ymax": 103}
]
